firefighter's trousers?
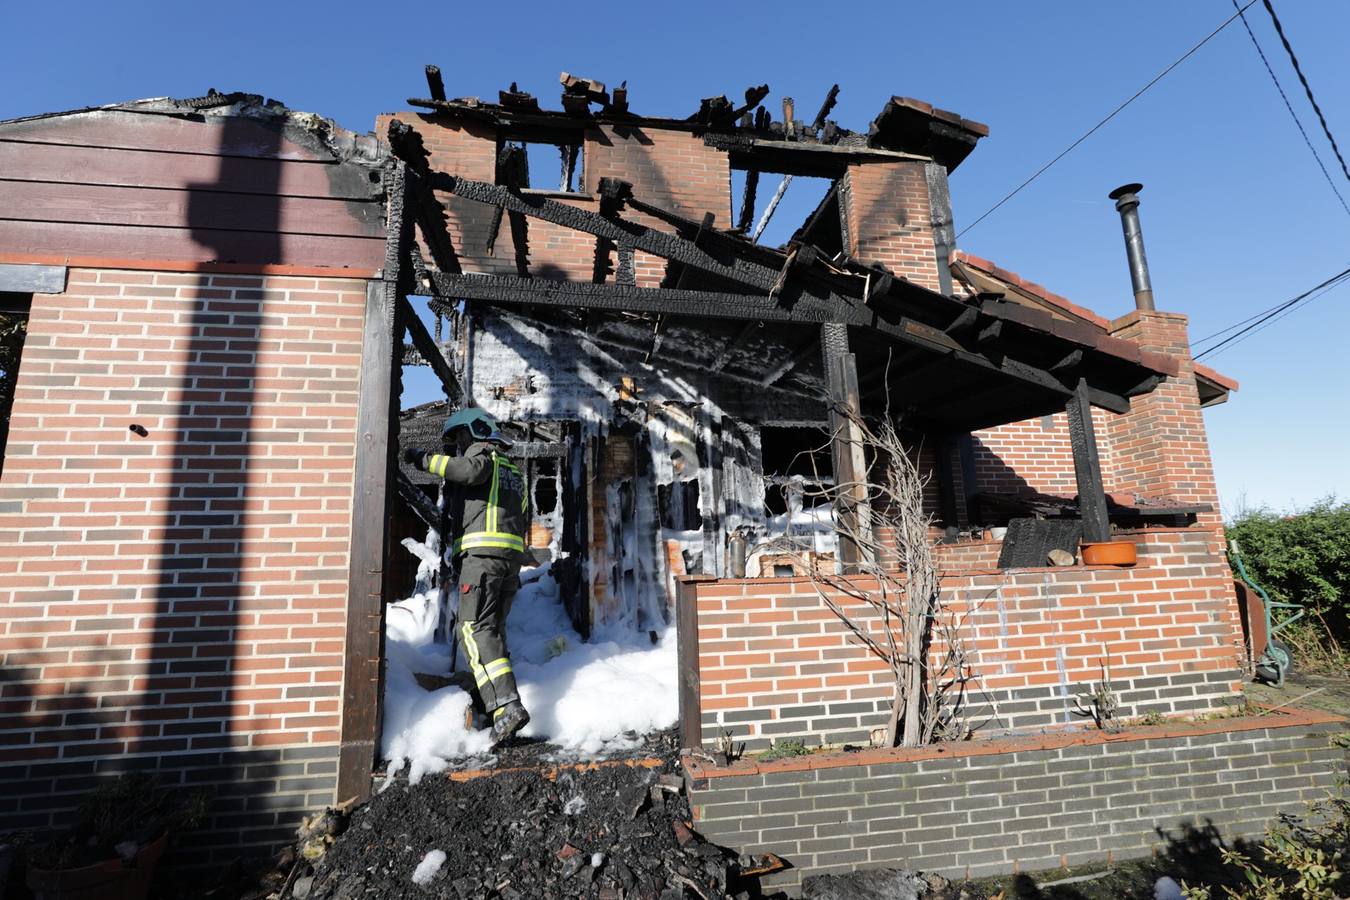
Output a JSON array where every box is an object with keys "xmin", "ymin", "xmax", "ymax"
[{"xmin": 456, "ymin": 554, "xmax": 522, "ymax": 714}]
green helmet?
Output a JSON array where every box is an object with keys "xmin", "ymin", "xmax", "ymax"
[{"xmin": 442, "ymin": 407, "xmax": 510, "ymax": 445}]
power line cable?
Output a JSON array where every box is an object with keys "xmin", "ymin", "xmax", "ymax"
[
  {"xmin": 1192, "ymin": 264, "xmax": 1350, "ymax": 360},
  {"xmin": 1191, "ymin": 259, "xmax": 1349, "ymax": 346},
  {"xmin": 1229, "ymin": 0, "xmax": 1350, "ymax": 218},
  {"xmin": 1202, "ymin": 276, "xmax": 1349, "ymax": 359},
  {"xmin": 956, "ymin": 1, "xmax": 1258, "ymax": 239},
  {"xmin": 1261, "ymin": 0, "xmax": 1350, "ymax": 186}
]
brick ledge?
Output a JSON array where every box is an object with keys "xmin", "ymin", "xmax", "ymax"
[{"xmin": 682, "ymin": 705, "xmax": 1344, "ymax": 781}]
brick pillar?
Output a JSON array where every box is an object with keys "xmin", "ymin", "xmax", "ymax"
[
  {"xmin": 1104, "ymin": 310, "xmax": 1224, "ymax": 529},
  {"xmin": 842, "ymin": 160, "xmax": 943, "ymax": 292}
]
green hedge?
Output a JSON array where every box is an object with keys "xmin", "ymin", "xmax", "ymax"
[{"xmin": 1228, "ymin": 497, "xmax": 1350, "ymax": 640}]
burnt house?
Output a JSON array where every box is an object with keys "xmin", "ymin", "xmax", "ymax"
[
  {"xmin": 381, "ymin": 75, "xmax": 1227, "ymax": 635},
  {"xmin": 0, "ymin": 71, "xmax": 1287, "ymax": 884}
]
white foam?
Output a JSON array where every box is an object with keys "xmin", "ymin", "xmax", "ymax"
[{"xmin": 412, "ymin": 849, "xmax": 446, "ymax": 885}]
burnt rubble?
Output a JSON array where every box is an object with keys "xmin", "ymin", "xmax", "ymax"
[{"xmin": 301, "ymin": 754, "xmax": 787, "ymax": 900}]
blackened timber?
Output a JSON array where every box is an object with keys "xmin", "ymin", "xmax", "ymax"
[
  {"xmin": 1066, "ymin": 378, "xmax": 1110, "ymax": 544},
  {"xmin": 812, "ymin": 84, "xmax": 841, "ymax": 131},
  {"xmin": 422, "ymin": 272, "xmax": 835, "ymax": 322},
  {"xmin": 423, "ymin": 273, "xmax": 1132, "ymax": 408},
  {"xmin": 386, "ymin": 124, "xmax": 462, "ymax": 275},
  {"xmin": 396, "ymin": 470, "xmax": 442, "ymax": 528},
  {"xmin": 737, "ymin": 169, "xmax": 760, "ymax": 232},
  {"xmin": 822, "ymin": 324, "xmax": 864, "ymax": 572},
  {"xmin": 399, "ymin": 294, "xmax": 462, "ymax": 402},
  {"xmin": 434, "ymin": 174, "xmax": 783, "ymax": 293},
  {"xmin": 425, "ymin": 65, "xmax": 446, "ymax": 102}
]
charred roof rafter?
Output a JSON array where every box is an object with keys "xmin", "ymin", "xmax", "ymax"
[{"xmin": 385, "ymin": 110, "xmax": 1174, "ymax": 421}]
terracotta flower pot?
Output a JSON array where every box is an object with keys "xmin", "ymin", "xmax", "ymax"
[
  {"xmin": 27, "ymin": 833, "xmax": 167, "ymax": 900},
  {"xmin": 1081, "ymin": 540, "xmax": 1137, "ymax": 567}
]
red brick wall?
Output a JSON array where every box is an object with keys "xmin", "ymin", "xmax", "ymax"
[
  {"xmin": 692, "ymin": 527, "xmax": 1244, "ymax": 748},
  {"xmin": 970, "ymin": 407, "xmax": 1116, "ymax": 498},
  {"xmin": 1105, "ymin": 311, "xmax": 1224, "ymax": 527},
  {"xmin": 0, "ymin": 268, "xmax": 364, "ymax": 774},
  {"xmin": 844, "ymin": 160, "xmax": 942, "ymax": 292}
]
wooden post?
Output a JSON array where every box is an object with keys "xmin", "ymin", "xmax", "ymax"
[
  {"xmin": 675, "ymin": 577, "xmax": 707, "ymax": 749},
  {"xmin": 1066, "ymin": 378, "xmax": 1111, "ymax": 544},
  {"xmin": 821, "ymin": 323, "xmax": 867, "ymax": 572},
  {"xmin": 336, "ymin": 280, "xmax": 397, "ymax": 804}
]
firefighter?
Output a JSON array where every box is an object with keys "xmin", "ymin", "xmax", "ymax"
[{"xmin": 403, "ymin": 407, "xmax": 531, "ymax": 744}]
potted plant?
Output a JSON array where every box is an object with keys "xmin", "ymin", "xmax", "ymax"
[{"xmin": 25, "ymin": 774, "xmax": 211, "ymax": 900}]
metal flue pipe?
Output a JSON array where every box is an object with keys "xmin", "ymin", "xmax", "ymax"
[{"xmin": 1108, "ymin": 183, "xmax": 1155, "ymax": 312}]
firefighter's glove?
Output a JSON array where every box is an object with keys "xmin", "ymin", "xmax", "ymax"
[{"xmin": 402, "ymin": 448, "xmax": 427, "ymax": 469}]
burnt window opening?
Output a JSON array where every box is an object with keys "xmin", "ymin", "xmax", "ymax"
[
  {"xmin": 532, "ymin": 458, "xmax": 559, "ymax": 515},
  {"xmin": 0, "ymin": 292, "xmax": 31, "ymax": 478},
  {"xmin": 760, "ymin": 425, "xmax": 832, "ymax": 516},
  {"xmin": 499, "ymin": 140, "xmax": 585, "ymax": 194},
  {"xmin": 729, "ymin": 171, "xmax": 836, "ymax": 250}
]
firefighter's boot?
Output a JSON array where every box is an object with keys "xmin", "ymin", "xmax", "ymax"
[{"xmin": 491, "ymin": 700, "xmax": 530, "ymax": 745}]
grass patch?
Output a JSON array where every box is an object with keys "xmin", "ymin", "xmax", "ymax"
[{"xmin": 756, "ymin": 740, "xmax": 814, "ymax": 762}]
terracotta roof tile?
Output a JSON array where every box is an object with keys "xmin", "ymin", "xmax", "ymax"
[{"xmin": 952, "ymin": 250, "xmax": 1111, "ymax": 329}]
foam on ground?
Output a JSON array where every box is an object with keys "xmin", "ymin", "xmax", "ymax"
[{"xmin": 382, "ymin": 553, "xmax": 678, "ymax": 784}]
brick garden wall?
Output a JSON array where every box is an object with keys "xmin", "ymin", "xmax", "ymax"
[
  {"xmin": 689, "ymin": 527, "xmax": 1245, "ymax": 751},
  {"xmin": 687, "ymin": 709, "xmax": 1347, "ymax": 896},
  {"xmin": 0, "ymin": 268, "xmax": 366, "ymax": 865}
]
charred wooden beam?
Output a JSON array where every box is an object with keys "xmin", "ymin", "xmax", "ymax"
[
  {"xmin": 397, "ymin": 469, "xmax": 442, "ymax": 528},
  {"xmin": 399, "ymin": 295, "xmax": 462, "ymax": 402},
  {"xmin": 944, "ymin": 305, "xmax": 978, "ymax": 335},
  {"xmin": 737, "ymin": 169, "xmax": 760, "ymax": 233},
  {"xmin": 865, "ymin": 267, "xmax": 894, "ymax": 305},
  {"xmin": 608, "ymin": 81, "xmax": 629, "ymax": 115},
  {"xmin": 1126, "ymin": 373, "xmax": 1160, "ymax": 396},
  {"xmin": 421, "ymin": 273, "xmax": 1128, "ymax": 410},
  {"xmin": 425, "ymin": 65, "xmax": 446, "ymax": 102},
  {"xmin": 1066, "ymin": 378, "xmax": 1110, "ymax": 544},
  {"xmin": 434, "ymin": 173, "xmax": 783, "ymax": 293},
  {"xmin": 1050, "ymin": 348, "xmax": 1084, "ymax": 371},
  {"xmin": 822, "ymin": 323, "xmax": 866, "ymax": 572},
  {"xmin": 386, "ymin": 122, "xmax": 462, "ymax": 275},
  {"xmin": 812, "ymin": 84, "xmax": 840, "ymax": 131}
]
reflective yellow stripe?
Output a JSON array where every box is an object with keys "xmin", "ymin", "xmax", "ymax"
[
  {"xmin": 461, "ymin": 619, "xmax": 489, "ymax": 687},
  {"xmin": 453, "ymin": 532, "xmax": 525, "ymax": 553},
  {"xmin": 426, "ymin": 454, "xmax": 451, "ymax": 477},
  {"xmin": 484, "ymin": 658, "xmax": 512, "ymax": 681},
  {"xmin": 487, "ymin": 454, "xmax": 501, "ymax": 535}
]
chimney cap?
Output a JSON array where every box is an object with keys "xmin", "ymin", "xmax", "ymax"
[{"xmin": 1109, "ymin": 182, "xmax": 1144, "ymax": 201}]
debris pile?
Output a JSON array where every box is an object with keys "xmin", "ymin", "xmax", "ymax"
[{"xmin": 304, "ymin": 757, "xmax": 786, "ymax": 900}]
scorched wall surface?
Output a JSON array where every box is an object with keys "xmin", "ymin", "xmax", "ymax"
[{"xmin": 0, "ymin": 269, "xmax": 367, "ymax": 863}]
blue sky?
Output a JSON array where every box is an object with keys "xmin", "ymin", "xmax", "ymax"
[{"xmin": 4, "ymin": 0, "xmax": 1347, "ymax": 515}]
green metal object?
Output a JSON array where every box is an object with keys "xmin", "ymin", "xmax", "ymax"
[{"xmin": 1229, "ymin": 539, "xmax": 1304, "ymax": 685}]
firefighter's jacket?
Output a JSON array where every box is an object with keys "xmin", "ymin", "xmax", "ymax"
[{"xmin": 418, "ymin": 441, "xmax": 528, "ymax": 560}]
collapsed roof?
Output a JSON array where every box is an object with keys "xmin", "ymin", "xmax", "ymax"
[{"xmin": 388, "ymin": 71, "xmax": 1176, "ymax": 433}]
